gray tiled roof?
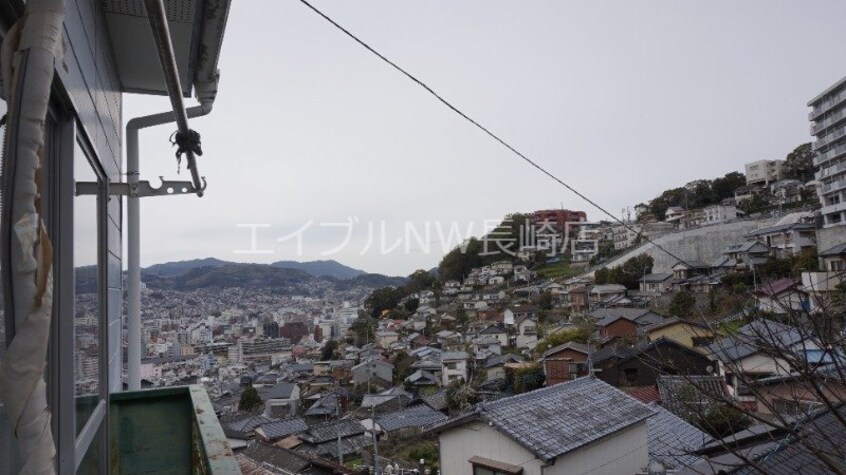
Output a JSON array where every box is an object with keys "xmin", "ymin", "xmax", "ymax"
[
  {"xmin": 258, "ymin": 382, "xmax": 298, "ymax": 400},
  {"xmin": 441, "ymin": 351, "xmax": 468, "ymax": 361},
  {"xmin": 473, "ymin": 377, "xmax": 655, "ymax": 462},
  {"xmin": 259, "ymin": 417, "xmax": 310, "ymax": 440},
  {"xmin": 224, "ymin": 415, "xmax": 273, "ymax": 439},
  {"xmin": 640, "ymin": 273, "xmax": 674, "ymax": 283},
  {"xmin": 376, "ymin": 404, "xmax": 448, "ymax": 432},
  {"xmin": 647, "ymin": 403, "xmax": 712, "ymax": 470},
  {"xmin": 240, "ymin": 444, "xmax": 310, "ymax": 474},
  {"xmin": 541, "ymin": 342, "xmax": 591, "ymax": 359},
  {"xmin": 708, "ymin": 319, "xmax": 803, "ymax": 363},
  {"xmin": 360, "ymin": 387, "xmax": 413, "ymax": 408},
  {"xmin": 733, "ymin": 405, "xmax": 846, "ymax": 475},
  {"xmin": 656, "ymin": 375, "xmax": 727, "ymax": 418},
  {"xmin": 483, "ymin": 353, "xmax": 525, "ymax": 368},
  {"xmin": 421, "ymin": 389, "xmax": 448, "ymax": 411},
  {"xmin": 405, "ymin": 369, "xmax": 439, "ymax": 385},
  {"xmin": 300, "ymin": 419, "xmax": 365, "ymax": 444},
  {"xmin": 820, "ymin": 242, "xmax": 846, "ymax": 257},
  {"xmin": 590, "ymin": 308, "xmax": 653, "ymax": 326},
  {"xmin": 304, "ymin": 394, "xmax": 339, "ymax": 417},
  {"xmin": 748, "ymin": 222, "xmax": 815, "ymax": 236},
  {"xmin": 296, "ymin": 433, "xmax": 371, "ymax": 459}
]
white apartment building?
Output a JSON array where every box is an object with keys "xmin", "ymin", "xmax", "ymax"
[
  {"xmin": 809, "ymin": 75, "xmax": 846, "ymax": 227},
  {"xmin": 703, "ymin": 204, "xmax": 740, "ymax": 224},
  {"xmin": 745, "ymin": 159, "xmax": 785, "ymax": 187},
  {"xmin": 612, "ymin": 224, "xmax": 641, "ymax": 250}
]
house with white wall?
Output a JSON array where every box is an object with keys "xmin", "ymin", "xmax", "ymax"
[
  {"xmin": 433, "ymin": 377, "xmax": 654, "ymax": 475},
  {"xmin": 441, "ymin": 351, "xmax": 469, "ymax": 385}
]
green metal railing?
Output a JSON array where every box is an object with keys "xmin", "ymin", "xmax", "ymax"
[{"xmin": 109, "ymin": 385, "xmax": 240, "ymax": 474}]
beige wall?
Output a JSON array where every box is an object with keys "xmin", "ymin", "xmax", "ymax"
[
  {"xmin": 546, "ymin": 423, "xmax": 649, "ymax": 475},
  {"xmin": 438, "ymin": 420, "xmax": 649, "ymax": 475},
  {"xmin": 440, "ymin": 421, "xmax": 544, "ymax": 475},
  {"xmin": 647, "ymin": 323, "xmax": 715, "ymax": 351}
]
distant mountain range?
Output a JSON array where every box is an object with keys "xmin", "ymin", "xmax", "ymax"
[
  {"xmin": 142, "ymin": 258, "xmax": 368, "ymax": 280},
  {"xmin": 270, "ymin": 260, "xmax": 366, "ymax": 280},
  {"xmin": 135, "ymin": 258, "xmax": 404, "ymax": 293}
]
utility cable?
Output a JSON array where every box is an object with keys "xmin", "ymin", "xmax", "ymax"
[{"xmin": 297, "ymin": 0, "xmax": 695, "ymax": 270}]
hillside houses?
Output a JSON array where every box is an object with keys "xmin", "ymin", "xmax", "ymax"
[{"xmin": 206, "ymin": 208, "xmax": 845, "ymax": 474}]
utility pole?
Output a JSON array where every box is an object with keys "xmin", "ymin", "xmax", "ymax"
[
  {"xmin": 337, "ymin": 396, "xmax": 343, "ymax": 465},
  {"xmin": 372, "ymin": 401, "xmax": 380, "ymax": 474}
]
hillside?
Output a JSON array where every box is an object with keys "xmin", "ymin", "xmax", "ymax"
[
  {"xmin": 334, "ymin": 273, "xmax": 407, "ymax": 289},
  {"xmin": 136, "ymin": 261, "xmax": 405, "ymax": 294},
  {"xmin": 271, "ymin": 259, "xmax": 366, "ymax": 280},
  {"xmin": 142, "ymin": 258, "xmax": 233, "ymax": 277},
  {"xmin": 143, "ymin": 264, "xmax": 317, "ymax": 291}
]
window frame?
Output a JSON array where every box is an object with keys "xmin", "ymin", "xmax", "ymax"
[{"xmin": 49, "ymin": 109, "xmax": 111, "ymax": 473}]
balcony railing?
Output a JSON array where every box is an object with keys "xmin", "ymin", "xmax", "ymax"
[
  {"xmin": 811, "ymin": 107, "xmax": 846, "ymax": 135},
  {"xmin": 108, "ymin": 385, "xmax": 240, "ymax": 474},
  {"xmin": 821, "ymin": 179, "xmax": 846, "ymax": 194},
  {"xmin": 810, "ymin": 91, "xmax": 846, "ymax": 120},
  {"xmin": 817, "ymin": 159, "xmax": 846, "ymax": 178},
  {"xmin": 814, "ymin": 126, "xmax": 846, "ymax": 151},
  {"xmin": 814, "ymin": 143, "xmax": 846, "ymax": 167}
]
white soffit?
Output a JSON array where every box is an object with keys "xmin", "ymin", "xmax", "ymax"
[{"xmin": 102, "ymin": 0, "xmax": 200, "ymax": 96}]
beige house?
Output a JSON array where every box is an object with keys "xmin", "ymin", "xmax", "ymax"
[
  {"xmin": 643, "ymin": 317, "xmax": 719, "ymax": 352},
  {"xmin": 434, "ymin": 377, "xmax": 653, "ymax": 475}
]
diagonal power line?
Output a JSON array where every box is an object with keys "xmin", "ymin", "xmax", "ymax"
[{"xmin": 298, "ymin": 0, "xmax": 693, "ymax": 269}]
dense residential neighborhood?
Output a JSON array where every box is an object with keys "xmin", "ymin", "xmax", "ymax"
[
  {"xmin": 3, "ymin": 1, "xmax": 846, "ymax": 473},
  {"xmin": 103, "ymin": 128, "xmax": 846, "ymax": 471},
  {"xmin": 66, "ymin": 117, "xmax": 846, "ymax": 473}
]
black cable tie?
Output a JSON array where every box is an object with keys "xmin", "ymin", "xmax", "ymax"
[{"xmin": 170, "ymin": 129, "xmax": 203, "ymax": 173}]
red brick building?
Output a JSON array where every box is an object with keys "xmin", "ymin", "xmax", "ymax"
[
  {"xmin": 541, "ymin": 342, "xmax": 591, "ymax": 386},
  {"xmin": 598, "ymin": 316, "xmax": 639, "ymax": 341},
  {"xmin": 532, "ymin": 209, "xmax": 587, "ymax": 231}
]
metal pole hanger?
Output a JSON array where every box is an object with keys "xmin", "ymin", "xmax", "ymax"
[{"xmin": 75, "ymin": 176, "xmax": 207, "ymax": 198}]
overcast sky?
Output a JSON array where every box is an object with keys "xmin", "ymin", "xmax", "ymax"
[{"xmin": 124, "ymin": 0, "xmax": 846, "ymax": 276}]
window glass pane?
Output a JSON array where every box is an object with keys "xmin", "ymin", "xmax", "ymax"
[
  {"xmin": 0, "ymin": 98, "xmax": 21, "ymax": 475},
  {"xmin": 76, "ymin": 423, "xmax": 103, "ymax": 474},
  {"xmin": 74, "ymin": 142, "xmax": 100, "ymax": 436}
]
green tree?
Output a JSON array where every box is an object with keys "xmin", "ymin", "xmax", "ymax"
[
  {"xmin": 537, "ymin": 291, "xmax": 554, "ymax": 310},
  {"xmin": 507, "ymin": 364, "xmax": 546, "ymax": 394},
  {"xmin": 238, "ymin": 387, "xmax": 262, "ymax": 412},
  {"xmin": 711, "ymin": 172, "xmax": 746, "ymax": 202},
  {"xmin": 404, "ymin": 297, "xmax": 420, "ymax": 313},
  {"xmin": 694, "ymin": 404, "xmax": 752, "ymax": 439},
  {"xmin": 783, "ymin": 143, "xmax": 814, "ymax": 182},
  {"xmin": 364, "ymin": 286, "xmax": 406, "ymax": 318},
  {"xmin": 349, "ymin": 313, "xmax": 376, "ymax": 346},
  {"xmin": 320, "ymin": 339, "xmax": 338, "ymax": 361},
  {"xmin": 445, "ymin": 380, "xmax": 479, "ymax": 413},
  {"xmin": 438, "ymin": 238, "xmax": 484, "ymax": 282},
  {"xmin": 455, "ymin": 308, "xmax": 469, "ymax": 327},
  {"xmin": 594, "ymin": 254, "xmax": 653, "ymax": 289},
  {"xmin": 669, "ymin": 289, "xmax": 696, "ymax": 317},
  {"xmin": 791, "ymin": 248, "xmax": 818, "ymax": 274},
  {"xmin": 405, "ymin": 269, "xmax": 436, "ymax": 294},
  {"xmin": 393, "ymin": 350, "xmax": 414, "ymax": 385},
  {"xmin": 534, "ymin": 324, "xmax": 594, "ymax": 356}
]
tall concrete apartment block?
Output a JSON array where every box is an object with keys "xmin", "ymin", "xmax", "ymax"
[{"xmin": 810, "ymin": 76, "xmax": 846, "ymax": 227}]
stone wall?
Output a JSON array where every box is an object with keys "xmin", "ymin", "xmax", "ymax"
[{"xmin": 598, "ymin": 218, "xmax": 778, "ymax": 273}]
